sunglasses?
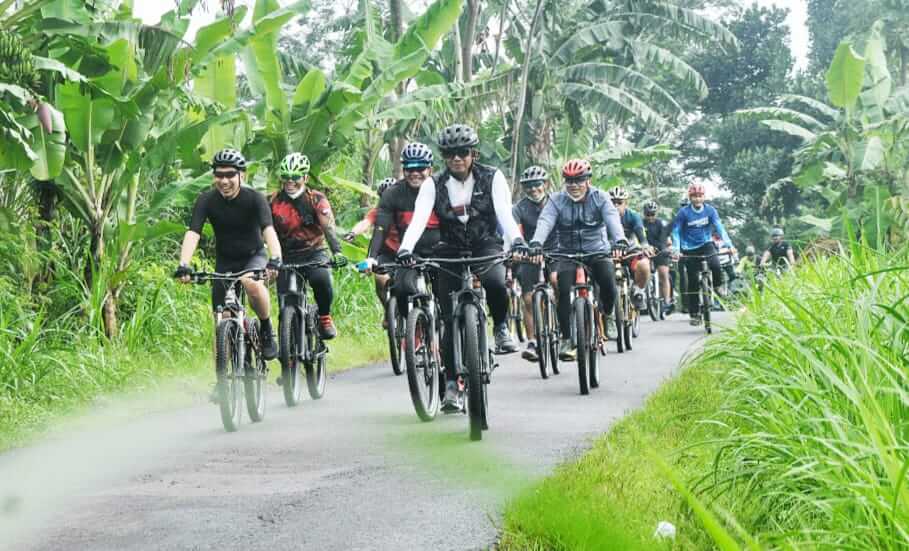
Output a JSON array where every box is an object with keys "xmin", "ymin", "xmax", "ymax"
[
  {"xmin": 403, "ymin": 166, "xmax": 429, "ymax": 174},
  {"xmin": 563, "ymin": 179, "xmax": 588, "ymax": 187},
  {"xmin": 281, "ymin": 174, "xmax": 304, "ymax": 182},
  {"xmin": 441, "ymin": 147, "xmax": 473, "ymax": 160},
  {"xmin": 213, "ymin": 170, "xmax": 239, "ymax": 180}
]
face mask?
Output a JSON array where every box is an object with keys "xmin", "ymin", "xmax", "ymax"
[{"xmin": 286, "ymin": 187, "xmax": 305, "ymax": 199}]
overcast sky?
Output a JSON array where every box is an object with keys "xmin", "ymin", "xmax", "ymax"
[{"xmin": 135, "ymin": 0, "xmax": 811, "ymax": 69}]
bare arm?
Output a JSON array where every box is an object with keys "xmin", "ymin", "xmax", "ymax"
[
  {"xmin": 263, "ymin": 226, "xmax": 283, "ymax": 259},
  {"xmin": 491, "ymin": 170, "xmax": 522, "ymax": 247},
  {"xmin": 179, "ymin": 231, "xmax": 201, "ymax": 266}
]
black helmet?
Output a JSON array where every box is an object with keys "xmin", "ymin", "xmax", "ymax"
[
  {"xmin": 212, "ymin": 148, "xmax": 247, "ymax": 171},
  {"xmin": 771, "ymin": 227, "xmax": 784, "ymax": 238},
  {"xmin": 520, "ymin": 166, "xmax": 548, "ymax": 186},
  {"xmin": 401, "ymin": 142, "xmax": 433, "ymax": 168},
  {"xmin": 377, "ymin": 177, "xmax": 396, "ymax": 195},
  {"xmin": 437, "ymin": 124, "xmax": 479, "ymax": 150},
  {"xmin": 643, "ymin": 200, "xmax": 658, "ymax": 215}
]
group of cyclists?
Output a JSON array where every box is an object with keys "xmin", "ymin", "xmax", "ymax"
[{"xmin": 174, "ymin": 122, "xmax": 796, "ymax": 419}]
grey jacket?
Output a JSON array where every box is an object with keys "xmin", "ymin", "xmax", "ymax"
[{"xmin": 531, "ymin": 189, "xmax": 625, "ymax": 254}]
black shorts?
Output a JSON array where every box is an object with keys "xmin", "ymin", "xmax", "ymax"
[
  {"xmin": 211, "ymin": 248, "xmax": 268, "ymax": 311},
  {"xmin": 514, "ymin": 262, "xmax": 541, "ymax": 293},
  {"xmin": 651, "ymin": 250, "xmax": 671, "ymax": 268}
]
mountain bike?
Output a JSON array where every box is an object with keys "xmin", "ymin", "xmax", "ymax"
[
  {"xmin": 529, "ymin": 258, "xmax": 559, "ymax": 380},
  {"xmin": 615, "ymin": 246, "xmax": 644, "ymax": 352},
  {"xmin": 421, "ymin": 252, "xmax": 508, "ymax": 441},
  {"xmin": 505, "ymin": 262, "xmax": 526, "ymax": 343},
  {"xmin": 645, "ymin": 251, "xmax": 667, "ymax": 322},
  {"xmin": 547, "ymin": 252, "xmax": 609, "ymax": 395},
  {"xmin": 189, "ymin": 269, "xmax": 268, "ymax": 432},
  {"xmin": 678, "ymin": 251, "xmax": 719, "ymax": 335},
  {"xmin": 276, "ymin": 261, "xmax": 335, "ymax": 407},
  {"xmin": 384, "ymin": 276, "xmax": 406, "ymax": 376}
]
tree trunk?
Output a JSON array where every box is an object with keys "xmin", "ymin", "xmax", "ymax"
[
  {"xmin": 491, "ymin": 0, "xmax": 509, "ymax": 75},
  {"xmin": 451, "ymin": 24, "xmax": 463, "ymax": 83},
  {"xmin": 460, "ymin": 0, "xmax": 481, "ymax": 82},
  {"xmin": 389, "ymin": 0, "xmax": 407, "ymax": 179},
  {"xmin": 509, "ymin": 0, "xmax": 546, "ymax": 193}
]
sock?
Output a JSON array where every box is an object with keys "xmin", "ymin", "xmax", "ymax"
[{"xmin": 260, "ymin": 317, "xmax": 272, "ymax": 334}]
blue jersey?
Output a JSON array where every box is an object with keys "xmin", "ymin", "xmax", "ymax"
[
  {"xmin": 670, "ymin": 203, "xmax": 732, "ymax": 251},
  {"xmin": 620, "ymin": 209, "xmax": 645, "ymax": 244}
]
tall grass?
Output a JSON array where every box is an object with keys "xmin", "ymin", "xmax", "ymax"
[{"xmin": 698, "ymin": 243, "xmax": 909, "ymax": 549}]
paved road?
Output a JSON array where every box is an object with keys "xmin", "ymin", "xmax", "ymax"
[{"xmin": 1, "ymin": 314, "xmax": 724, "ymax": 551}]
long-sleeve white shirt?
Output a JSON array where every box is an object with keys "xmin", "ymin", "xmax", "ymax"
[{"xmin": 399, "ymin": 169, "xmax": 522, "ymax": 252}]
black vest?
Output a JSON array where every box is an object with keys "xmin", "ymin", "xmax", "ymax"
[{"xmin": 433, "ymin": 163, "xmax": 502, "ymax": 250}]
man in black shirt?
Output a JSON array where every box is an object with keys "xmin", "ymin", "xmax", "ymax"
[
  {"xmin": 175, "ymin": 148, "xmax": 282, "ymax": 359},
  {"xmin": 512, "ymin": 166, "xmax": 555, "ymax": 362},
  {"xmin": 642, "ymin": 200, "xmax": 672, "ymax": 313},
  {"xmin": 761, "ymin": 227, "xmax": 795, "ymax": 269}
]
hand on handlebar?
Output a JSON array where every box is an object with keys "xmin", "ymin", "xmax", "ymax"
[
  {"xmin": 174, "ymin": 264, "xmax": 192, "ymax": 284},
  {"xmin": 527, "ymin": 241, "xmax": 544, "ymax": 264},
  {"xmin": 396, "ymin": 249, "xmax": 415, "ymax": 267},
  {"xmin": 357, "ymin": 258, "xmax": 376, "ymax": 274},
  {"xmin": 343, "ymin": 231, "xmax": 357, "ymax": 243}
]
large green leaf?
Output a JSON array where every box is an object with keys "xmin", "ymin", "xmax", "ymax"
[
  {"xmin": 559, "ymin": 62, "xmax": 682, "ymax": 117},
  {"xmin": 56, "ymin": 81, "xmax": 119, "ymax": 153},
  {"xmin": 40, "ymin": 0, "xmax": 89, "ymax": 22},
  {"xmin": 561, "ymin": 82, "xmax": 668, "ymax": 128},
  {"xmin": 552, "ymin": 20, "xmax": 626, "ymax": 65},
  {"xmin": 0, "ymin": 106, "xmax": 36, "ymax": 170},
  {"xmin": 243, "ymin": 0, "xmax": 289, "ymax": 133},
  {"xmin": 208, "ymin": 0, "xmax": 310, "ymax": 59},
  {"xmin": 760, "ymin": 119, "xmax": 817, "ymax": 141},
  {"xmin": 826, "ymin": 42, "xmax": 865, "ymax": 110},
  {"xmin": 736, "ymin": 107, "xmax": 825, "ymax": 129},
  {"xmin": 618, "ymin": 1, "xmax": 739, "ymax": 51},
  {"xmin": 628, "ymin": 41, "xmax": 708, "ymax": 100},
  {"xmin": 31, "ymin": 55, "xmax": 87, "ymax": 82},
  {"xmin": 856, "ymin": 135, "xmax": 884, "ymax": 171},
  {"xmin": 28, "ymin": 105, "xmax": 66, "ymax": 180},
  {"xmin": 778, "ymin": 94, "xmax": 841, "ymax": 121},
  {"xmin": 191, "ymin": 7, "xmax": 248, "ymax": 66},
  {"xmin": 859, "ymin": 20, "xmax": 891, "ymax": 122},
  {"xmin": 292, "ymin": 68, "xmax": 327, "ymax": 107},
  {"xmin": 93, "ymin": 39, "xmax": 138, "ymax": 96}
]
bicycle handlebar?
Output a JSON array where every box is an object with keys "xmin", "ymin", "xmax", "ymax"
[{"xmin": 188, "ymin": 268, "xmax": 267, "ymax": 283}]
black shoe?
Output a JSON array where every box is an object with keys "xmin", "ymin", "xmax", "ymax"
[
  {"xmin": 689, "ymin": 314, "xmax": 702, "ymax": 326},
  {"xmin": 494, "ymin": 322, "xmax": 519, "ymax": 354},
  {"xmin": 260, "ymin": 327, "xmax": 278, "ymax": 360}
]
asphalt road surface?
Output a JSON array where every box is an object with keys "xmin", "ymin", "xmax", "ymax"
[{"xmin": 1, "ymin": 313, "xmax": 725, "ymax": 551}]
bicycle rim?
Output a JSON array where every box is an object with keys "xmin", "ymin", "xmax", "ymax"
[
  {"xmin": 387, "ymin": 299, "xmax": 403, "ymax": 376},
  {"xmin": 305, "ymin": 313, "xmax": 327, "ymax": 399},
  {"xmin": 406, "ymin": 307, "xmax": 439, "ymax": 421},
  {"xmin": 588, "ymin": 303, "xmax": 599, "ymax": 389}
]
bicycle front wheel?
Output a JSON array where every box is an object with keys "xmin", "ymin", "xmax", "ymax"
[
  {"xmin": 215, "ymin": 320, "xmax": 243, "ymax": 432},
  {"xmin": 305, "ymin": 308, "xmax": 328, "ymax": 399},
  {"xmin": 279, "ymin": 307, "xmax": 304, "ymax": 407},
  {"xmin": 574, "ymin": 298, "xmax": 590, "ymax": 395},
  {"xmin": 461, "ymin": 304, "xmax": 485, "ymax": 441},
  {"xmin": 405, "ymin": 306, "xmax": 440, "ymax": 422},
  {"xmin": 647, "ymin": 277, "xmax": 660, "ymax": 322},
  {"xmin": 701, "ymin": 273, "xmax": 713, "ymax": 335},
  {"xmin": 532, "ymin": 290, "xmax": 549, "ymax": 380},
  {"xmin": 244, "ymin": 319, "xmax": 267, "ymax": 423},
  {"xmin": 386, "ymin": 298, "xmax": 403, "ymax": 376},
  {"xmin": 614, "ymin": 292, "xmax": 625, "ymax": 354},
  {"xmin": 549, "ymin": 295, "xmax": 561, "ymax": 375}
]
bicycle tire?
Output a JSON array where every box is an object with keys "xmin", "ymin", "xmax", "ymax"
[
  {"xmin": 279, "ymin": 307, "xmax": 304, "ymax": 407},
  {"xmin": 574, "ymin": 298, "xmax": 590, "ymax": 395},
  {"xmin": 614, "ymin": 291, "xmax": 625, "ymax": 354},
  {"xmin": 508, "ymin": 291, "xmax": 525, "ymax": 344},
  {"xmin": 244, "ymin": 319, "xmax": 267, "ymax": 422},
  {"xmin": 405, "ymin": 306, "xmax": 440, "ymax": 422},
  {"xmin": 622, "ymin": 287, "xmax": 633, "ymax": 351},
  {"xmin": 305, "ymin": 308, "xmax": 327, "ymax": 399},
  {"xmin": 532, "ymin": 290, "xmax": 549, "ymax": 379},
  {"xmin": 702, "ymin": 273, "xmax": 713, "ymax": 335},
  {"xmin": 387, "ymin": 298, "xmax": 404, "ymax": 376},
  {"xmin": 215, "ymin": 320, "xmax": 242, "ymax": 432},
  {"xmin": 461, "ymin": 304, "xmax": 485, "ymax": 441},
  {"xmin": 549, "ymin": 295, "xmax": 561, "ymax": 375},
  {"xmin": 588, "ymin": 302, "xmax": 600, "ymax": 389},
  {"xmin": 647, "ymin": 276, "xmax": 660, "ymax": 322},
  {"xmin": 631, "ymin": 306, "xmax": 641, "ymax": 338}
]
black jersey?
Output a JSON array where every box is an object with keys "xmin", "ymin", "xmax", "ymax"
[
  {"xmin": 769, "ymin": 240, "xmax": 792, "ymax": 263},
  {"xmin": 189, "ymin": 186, "xmax": 273, "ymax": 260},
  {"xmin": 643, "ymin": 218, "xmax": 669, "ymax": 249},
  {"xmin": 513, "ymin": 197, "xmax": 555, "ymax": 248}
]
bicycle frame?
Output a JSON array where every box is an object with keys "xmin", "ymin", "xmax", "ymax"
[{"xmin": 279, "ymin": 262, "xmax": 331, "ymax": 366}]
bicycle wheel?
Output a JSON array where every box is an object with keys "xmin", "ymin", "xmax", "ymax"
[
  {"xmin": 461, "ymin": 304, "xmax": 485, "ymax": 441},
  {"xmin": 386, "ymin": 298, "xmax": 403, "ymax": 376},
  {"xmin": 508, "ymin": 291, "xmax": 525, "ymax": 344},
  {"xmin": 631, "ymin": 306, "xmax": 641, "ymax": 338},
  {"xmin": 622, "ymin": 291, "xmax": 634, "ymax": 351},
  {"xmin": 305, "ymin": 308, "xmax": 327, "ymax": 399},
  {"xmin": 215, "ymin": 320, "xmax": 243, "ymax": 432},
  {"xmin": 574, "ymin": 298, "xmax": 590, "ymax": 395},
  {"xmin": 244, "ymin": 319, "xmax": 267, "ymax": 422},
  {"xmin": 279, "ymin": 307, "xmax": 304, "ymax": 407},
  {"xmin": 588, "ymin": 303, "xmax": 600, "ymax": 390},
  {"xmin": 532, "ymin": 290, "xmax": 549, "ymax": 379},
  {"xmin": 614, "ymin": 292, "xmax": 625, "ymax": 354},
  {"xmin": 405, "ymin": 306, "xmax": 440, "ymax": 422},
  {"xmin": 549, "ymin": 296, "xmax": 561, "ymax": 375},
  {"xmin": 647, "ymin": 276, "xmax": 660, "ymax": 321},
  {"xmin": 701, "ymin": 274, "xmax": 713, "ymax": 335}
]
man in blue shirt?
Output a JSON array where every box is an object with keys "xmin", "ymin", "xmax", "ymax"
[{"xmin": 670, "ymin": 183, "xmax": 735, "ymax": 326}]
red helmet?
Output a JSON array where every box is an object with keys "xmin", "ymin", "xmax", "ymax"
[
  {"xmin": 562, "ymin": 159, "xmax": 592, "ymax": 179},
  {"xmin": 687, "ymin": 182, "xmax": 706, "ymax": 196}
]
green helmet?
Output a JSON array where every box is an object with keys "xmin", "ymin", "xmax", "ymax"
[{"xmin": 279, "ymin": 152, "xmax": 310, "ymax": 179}]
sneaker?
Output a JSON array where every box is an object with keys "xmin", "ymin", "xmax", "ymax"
[
  {"xmin": 558, "ymin": 339, "xmax": 576, "ymax": 361},
  {"xmin": 318, "ymin": 315, "xmax": 337, "ymax": 340},
  {"xmin": 661, "ymin": 300, "xmax": 672, "ymax": 316},
  {"xmin": 260, "ymin": 325, "xmax": 278, "ymax": 360},
  {"xmin": 494, "ymin": 322, "xmax": 519, "ymax": 354},
  {"xmin": 632, "ymin": 290, "xmax": 645, "ymax": 311},
  {"xmin": 689, "ymin": 314, "xmax": 702, "ymax": 326},
  {"xmin": 441, "ymin": 381, "xmax": 462, "ymax": 414},
  {"xmin": 521, "ymin": 341, "xmax": 539, "ymax": 362}
]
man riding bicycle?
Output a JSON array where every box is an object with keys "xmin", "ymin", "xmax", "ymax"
[
  {"xmin": 175, "ymin": 148, "xmax": 282, "ymax": 359},
  {"xmin": 362, "ymin": 143, "xmax": 440, "ymax": 313},
  {"xmin": 642, "ymin": 200, "xmax": 672, "ymax": 314},
  {"xmin": 609, "ymin": 187, "xmax": 652, "ymax": 311},
  {"xmin": 761, "ymin": 227, "xmax": 795, "ymax": 269},
  {"xmin": 269, "ymin": 152, "xmax": 347, "ymax": 340},
  {"xmin": 670, "ymin": 183, "xmax": 734, "ymax": 326},
  {"xmin": 346, "ymin": 177, "xmax": 398, "ymax": 304},
  {"xmin": 397, "ymin": 123, "xmax": 525, "ymax": 413},
  {"xmin": 528, "ymin": 159, "xmax": 626, "ymax": 361},
  {"xmin": 512, "ymin": 165, "xmax": 557, "ymax": 363}
]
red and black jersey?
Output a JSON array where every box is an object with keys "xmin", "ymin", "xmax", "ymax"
[
  {"xmin": 368, "ymin": 180, "xmax": 440, "ymax": 258},
  {"xmin": 270, "ymin": 189, "xmax": 341, "ymax": 259},
  {"xmin": 364, "ymin": 207, "xmax": 400, "ymax": 253}
]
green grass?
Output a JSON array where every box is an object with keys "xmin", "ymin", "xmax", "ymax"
[{"xmin": 502, "ymin": 242, "xmax": 909, "ymax": 550}]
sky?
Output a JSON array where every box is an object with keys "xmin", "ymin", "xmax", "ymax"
[{"xmin": 135, "ymin": 0, "xmax": 812, "ymax": 69}]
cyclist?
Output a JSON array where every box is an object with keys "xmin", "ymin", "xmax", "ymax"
[
  {"xmin": 397, "ymin": 123, "xmax": 526, "ymax": 412},
  {"xmin": 610, "ymin": 187, "xmax": 651, "ymax": 310},
  {"xmin": 674, "ymin": 197, "xmax": 690, "ymax": 312},
  {"xmin": 670, "ymin": 183, "xmax": 734, "ymax": 326},
  {"xmin": 347, "ymin": 177, "xmax": 399, "ymax": 304},
  {"xmin": 512, "ymin": 165, "xmax": 556, "ymax": 362},
  {"xmin": 362, "ymin": 143, "xmax": 440, "ymax": 313},
  {"xmin": 528, "ymin": 159, "xmax": 625, "ymax": 361},
  {"xmin": 760, "ymin": 227, "xmax": 795, "ymax": 269},
  {"xmin": 269, "ymin": 152, "xmax": 347, "ymax": 340},
  {"xmin": 175, "ymin": 148, "xmax": 282, "ymax": 359},
  {"xmin": 642, "ymin": 200, "xmax": 672, "ymax": 314}
]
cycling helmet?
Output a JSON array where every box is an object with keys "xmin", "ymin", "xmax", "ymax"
[
  {"xmin": 377, "ymin": 177, "xmax": 396, "ymax": 195},
  {"xmin": 687, "ymin": 182, "xmax": 706, "ymax": 196},
  {"xmin": 561, "ymin": 159, "xmax": 592, "ymax": 179},
  {"xmin": 643, "ymin": 200, "xmax": 659, "ymax": 215},
  {"xmin": 212, "ymin": 148, "xmax": 247, "ymax": 171},
  {"xmin": 609, "ymin": 186, "xmax": 629, "ymax": 201},
  {"xmin": 770, "ymin": 227, "xmax": 784, "ymax": 238},
  {"xmin": 678, "ymin": 197, "xmax": 689, "ymax": 208},
  {"xmin": 279, "ymin": 152, "xmax": 310, "ymax": 178},
  {"xmin": 745, "ymin": 245, "xmax": 756, "ymax": 255},
  {"xmin": 520, "ymin": 165, "xmax": 548, "ymax": 186},
  {"xmin": 401, "ymin": 142, "xmax": 433, "ymax": 168},
  {"xmin": 437, "ymin": 124, "xmax": 479, "ymax": 149}
]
